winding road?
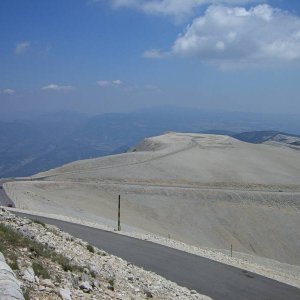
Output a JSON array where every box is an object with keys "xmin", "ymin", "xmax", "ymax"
[
  {"xmin": 0, "ymin": 180, "xmax": 15, "ymax": 207},
  {"xmin": 12, "ymin": 212, "xmax": 300, "ymax": 300},
  {"xmin": 0, "ymin": 180, "xmax": 300, "ymax": 300}
]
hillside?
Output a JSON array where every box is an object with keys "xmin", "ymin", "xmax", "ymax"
[
  {"xmin": 5, "ymin": 132, "xmax": 300, "ymax": 269},
  {"xmin": 0, "ymin": 209, "xmax": 207, "ymax": 300}
]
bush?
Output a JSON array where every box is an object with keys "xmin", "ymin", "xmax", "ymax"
[
  {"xmin": 22, "ymin": 287, "xmax": 30, "ymax": 300},
  {"xmin": 0, "ymin": 223, "xmax": 83, "ymax": 275},
  {"xmin": 31, "ymin": 219, "xmax": 46, "ymax": 228},
  {"xmin": 86, "ymin": 244, "xmax": 94, "ymax": 253},
  {"xmin": 32, "ymin": 261, "xmax": 50, "ymax": 279},
  {"xmin": 7, "ymin": 253, "xmax": 19, "ymax": 270}
]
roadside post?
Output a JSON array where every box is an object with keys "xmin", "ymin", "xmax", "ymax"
[{"xmin": 118, "ymin": 195, "xmax": 121, "ymax": 231}]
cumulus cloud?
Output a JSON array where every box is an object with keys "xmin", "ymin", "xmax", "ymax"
[
  {"xmin": 97, "ymin": 79, "xmax": 123, "ymax": 87},
  {"xmin": 15, "ymin": 41, "xmax": 30, "ymax": 55},
  {"xmin": 165, "ymin": 4, "xmax": 300, "ymax": 68},
  {"xmin": 0, "ymin": 89, "xmax": 15, "ymax": 95},
  {"xmin": 106, "ymin": 0, "xmax": 258, "ymax": 18},
  {"xmin": 41, "ymin": 84, "xmax": 74, "ymax": 91}
]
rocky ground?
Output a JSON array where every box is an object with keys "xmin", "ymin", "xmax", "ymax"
[{"xmin": 0, "ymin": 208, "xmax": 211, "ymax": 300}]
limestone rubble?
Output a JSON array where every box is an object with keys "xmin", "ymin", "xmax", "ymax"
[{"xmin": 0, "ymin": 208, "xmax": 211, "ymax": 300}]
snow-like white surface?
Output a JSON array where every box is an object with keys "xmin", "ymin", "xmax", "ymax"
[{"xmin": 5, "ymin": 133, "xmax": 300, "ymax": 277}]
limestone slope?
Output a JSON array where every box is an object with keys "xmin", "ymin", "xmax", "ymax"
[{"xmin": 6, "ymin": 133, "xmax": 300, "ymax": 266}]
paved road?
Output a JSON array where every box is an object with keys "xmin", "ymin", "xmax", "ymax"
[
  {"xmin": 11, "ymin": 212, "xmax": 300, "ymax": 300},
  {"xmin": 0, "ymin": 180, "xmax": 15, "ymax": 207}
]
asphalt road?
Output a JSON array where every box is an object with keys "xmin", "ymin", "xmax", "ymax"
[
  {"xmin": 10, "ymin": 211, "xmax": 300, "ymax": 300},
  {"xmin": 0, "ymin": 180, "xmax": 15, "ymax": 207}
]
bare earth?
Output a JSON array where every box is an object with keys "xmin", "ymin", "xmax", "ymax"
[{"xmin": 4, "ymin": 133, "xmax": 300, "ymax": 283}]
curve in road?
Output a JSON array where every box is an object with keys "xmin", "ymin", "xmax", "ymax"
[
  {"xmin": 12, "ymin": 212, "xmax": 300, "ymax": 300},
  {"xmin": 0, "ymin": 180, "xmax": 15, "ymax": 207}
]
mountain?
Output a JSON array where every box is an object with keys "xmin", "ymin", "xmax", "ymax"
[
  {"xmin": 1, "ymin": 108, "xmax": 300, "ymax": 178},
  {"xmin": 6, "ymin": 132, "xmax": 300, "ymax": 267},
  {"xmin": 234, "ymin": 131, "xmax": 300, "ymax": 150}
]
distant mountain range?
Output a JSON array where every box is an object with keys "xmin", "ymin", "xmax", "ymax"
[
  {"xmin": 1, "ymin": 108, "xmax": 300, "ymax": 178},
  {"xmin": 233, "ymin": 131, "xmax": 300, "ymax": 152}
]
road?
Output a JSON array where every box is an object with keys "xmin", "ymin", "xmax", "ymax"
[
  {"xmin": 10, "ymin": 211, "xmax": 300, "ymax": 300},
  {"xmin": 0, "ymin": 179, "xmax": 15, "ymax": 207}
]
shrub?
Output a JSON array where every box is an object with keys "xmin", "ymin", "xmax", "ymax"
[
  {"xmin": 86, "ymin": 244, "xmax": 94, "ymax": 253},
  {"xmin": 32, "ymin": 261, "xmax": 50, "ymax": 279},
  {"xmin": 7, "ymin": 253, "xmax": 19, "ymax": 270},
  {"xmin": 31, "ymin": 219, "xmax": 46, "ymax": 228},
  {"xmin": 22, "ymin": 288, "xmax": 30, "ymax": 300},
  {"xmin": 0, "ymin": 223, "xmax": 83, "ymax": 275}
]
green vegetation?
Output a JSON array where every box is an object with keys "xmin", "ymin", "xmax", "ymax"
[
  {"xmin": 22, "ymin": 287, "xmax": 30, "ymax": 300},
  {"xmin": 90, "ymin": 270, "xmax": 97, "ymax": 278},
  {"xmin": 31, "ymin": 219, "xmax": 46, "ymax": 228},
  {"xmin": 108, "ymin": 277, "xmax": 115, "ymax": 291},
  {"xmin": 7, "ymin": 253, "xmax": 19, "ymax": 270},
  {"xmin": 86, "ymin": 244, "xmax": 94, "ymax": 253},
  {"xmin": 32, "ymin": 261, "xmax": 50, "ymax": 279},
  {"xmin": 0, "ymin": 222, "xmax": 83, "ymax": 274}
]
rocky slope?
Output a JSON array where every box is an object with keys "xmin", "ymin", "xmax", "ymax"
[{"xmin": 0, "ymin": 208, "xmax": 210, "ymax": 300}]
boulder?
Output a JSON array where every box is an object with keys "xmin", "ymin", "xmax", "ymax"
[
  {"xmin": 40, "ymin": 278, "xmax": 55, "ymax": 288},
  {"xmin": 0, "ymin": 252, "xmax": 24, "ymax": 300},
  {"xmin": 21, "ymin": 266, "xmax": 35, "ymax": 283},
  {"xmin": 59, "ymin": 288, "xmax": 72, "ymax": 300},
  {"xmin": 80, "ymin": 281, "xmax": 93, "ymax": 293}
]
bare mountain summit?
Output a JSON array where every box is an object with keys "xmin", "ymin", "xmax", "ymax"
[{"xmin": 5, "ymin": 133, "xmax": 300, "ymax": 267}]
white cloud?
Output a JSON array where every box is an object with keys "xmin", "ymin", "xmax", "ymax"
[
  {"xmin": 165, "ymin": 4, "xmax": 300, "ymax": 68},
  {"xmin": 15, "ymin": 41, "xmax": 30, "ymax": 55},
  {"xmin": 107, "ymin": 0, "xmax": 258, "ymax": 18},
  {"xmin": 0, "ymin": 89, "xmax": 15, "ymax": 95},
  {"xmin": 143, "ymin": 49, "xmax": 165, "ymax": 58},
  {"xmin": 41, "ymin": 84, "xmax": 74, "ymax": 91},
  {"xmin": 97, "ymin": 79, "xmax": 123, "ymax": 87},
  {"xmin": 112, "ymin": 79, "xmax": 123, "ymax": 85}
]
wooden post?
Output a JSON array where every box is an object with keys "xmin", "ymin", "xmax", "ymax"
[
  {"xmin": 118, "ymin": 195, "xmax": 121, "ymax": 231},
  {"xmin": 231, "ymin": 244, "xmax": 233, "ymax": 257}
]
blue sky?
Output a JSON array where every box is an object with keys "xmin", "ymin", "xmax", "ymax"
[{"xmin": 1, "ymin": 0, "xmax": 300, "ymax": 118}]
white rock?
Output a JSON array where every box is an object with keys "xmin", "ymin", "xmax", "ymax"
[
  {"xmin": 40, "ymin": 278, "xmax": 55, "ymax": 288},
  {"xmin": 0, "ymin": 254, "xmax": 24, "ymax": 300},
  {"xmin": 22, "ymin": 266, "xmax": 35, "ymax": 283},
  {"xmin": 0, "ymin": 252, "xmax": 5, "ymax": 262},
  {"xmin": 80, "ymin": 281, "xmax": 93, "ymax": 293},
  {"xmin": 59, "ymin": 288, "xmax": 72, "ymax": 300}
]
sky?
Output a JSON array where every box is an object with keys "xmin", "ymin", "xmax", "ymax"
[{"xmin": 1, "ymin": 0, "xmax": 300, "ymax": 119}]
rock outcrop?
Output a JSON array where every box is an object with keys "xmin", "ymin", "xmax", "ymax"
[{"xmin": 0, "ymin": 251, "xmax": 24, "ymax": 300}]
